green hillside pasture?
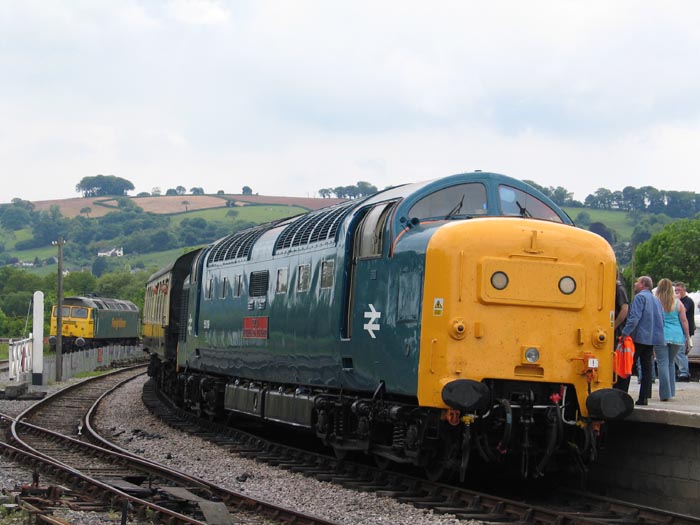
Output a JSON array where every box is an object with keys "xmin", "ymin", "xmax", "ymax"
[
  {"xmin": 1, "ymin": 227, "xmax": 33, "ymax": 251},
  {"xmin": 562, "ymin": 207, "xmax": 633, "ymax": 242},
  {"xmin": 168, "ymin": 204, "xmax": 307, "ymax": 228},
  {"xmin": 128, "ymin": 247, "xmax": 196, "ymax": 275},
  {"xmin": 5, "ymin": 205, "xmax": 309, "ymax": 276}
]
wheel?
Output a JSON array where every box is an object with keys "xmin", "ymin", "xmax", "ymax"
[{"xmin": 423, "ymin": 437, "xmax": 459, "ymax": 482}]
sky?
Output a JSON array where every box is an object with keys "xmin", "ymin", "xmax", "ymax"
[{"xmin": 2, "ymin": 1, "xmax": 700, "ymax": 204}]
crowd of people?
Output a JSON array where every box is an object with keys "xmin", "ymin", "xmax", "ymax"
[{"xmin": 614, "ymin": 275, "xmax": 695, "ymax": 406}]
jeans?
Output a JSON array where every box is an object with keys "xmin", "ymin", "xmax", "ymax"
[
  {"xmin": 675, "ymin": 349, "xmax": 690, "ymax": 378},
  {"xmin": 655, "ymin": 343, "xmax": 683, "ymax": 400}
]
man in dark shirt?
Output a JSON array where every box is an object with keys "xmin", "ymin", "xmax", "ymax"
[
  {"xmin": 674, "ymin": 282, "xmax": 695, "ymax": 381},
  {"xmin": 613, "ymin": 273, "xmax": 630, "ymax": 392}
]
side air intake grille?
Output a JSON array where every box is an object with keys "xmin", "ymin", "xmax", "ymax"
[
  {"xmin": 275, "ymin": 201, "xmax": 354, "ymax": 251},
  {"xmin": 207, "ymin": 225, "xmax": 270, "ymax": 265}
]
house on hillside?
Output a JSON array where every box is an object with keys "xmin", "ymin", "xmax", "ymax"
[{"xmin": 97, "ymin": 247, "xmax": 124, "ymax": 257}]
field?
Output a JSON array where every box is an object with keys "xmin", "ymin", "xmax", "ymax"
[{"xmin": 30, "ymin": 194, "xmax": 344, "ymax": 218}]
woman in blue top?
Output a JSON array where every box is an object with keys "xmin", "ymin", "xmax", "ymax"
[{"xmin": 655, "ymin": 278, "xmax": 691, "ymax": 401}]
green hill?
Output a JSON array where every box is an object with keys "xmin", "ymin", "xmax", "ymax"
[
  {"xmin": 2, "ymin": 204, "xmax": 307, "ymax": 276},
  {"xmin": 563, "ymin": 206, "xmax": 634, "ymax": 242}
]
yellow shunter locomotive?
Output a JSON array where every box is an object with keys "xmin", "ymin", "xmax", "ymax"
[{"xmin": 49, "ymin": 295, "xmax": 140, "ymax": 351}]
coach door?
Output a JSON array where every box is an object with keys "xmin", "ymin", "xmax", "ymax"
[{"xmin": 342, "ymin": 201, "xmax": 396, "ymax": 340}]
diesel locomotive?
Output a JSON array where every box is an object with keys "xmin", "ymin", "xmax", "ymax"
[
  {"xmin": 49, "ymin": 295, "xmax": 140, "ymax": 352},
  {"xmin": 143, "ymin": 171, "xmax": 634, "ymax": 481}
]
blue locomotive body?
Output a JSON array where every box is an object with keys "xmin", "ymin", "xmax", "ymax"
[{"xmin": 145, "ymin": 171, "xmax": 633, "ymax": 480}]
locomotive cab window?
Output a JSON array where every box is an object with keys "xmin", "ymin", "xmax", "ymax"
[
  {"xmin": 356, "ymin": 202, "xmax": 395, "ymax": 259},
  {"xmin": 408, "ymin": 183, "xmax": 486, "ymax": 220},
  {"xmin": 498, "ymin": 185, "xmax": 563, "ymax": 222},
  {"xmin": 72, "ymin": 307, "xmax": 88, "ymax": 319}
]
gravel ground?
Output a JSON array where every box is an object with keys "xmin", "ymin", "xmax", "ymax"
[
  {"xmin": 0, "ymin": 372, "xmax": 478, "ymax": 525},
  {"xmin": 94, "ymin": 375, "xmax": 475, "ymax": 525}
]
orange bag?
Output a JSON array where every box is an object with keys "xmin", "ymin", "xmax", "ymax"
[{"xmin": 614, "ymin": 336, "xmax": 635, "ymax": 379}]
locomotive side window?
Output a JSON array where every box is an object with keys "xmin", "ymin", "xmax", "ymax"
[
  {"xmin": 250, "ymin": 270, "xmax": 269, "ymax": 297},
  {"xmin": 397, "ymin": 272, "xmax": 421, "ymax": 322},
  {"xmin": 220, "ymin": 277, "xmax": 229, "ymax": 299},
  {"xmin": 356, "ymin": 202, "xmax": 395, "ymax": 259},
  {"xmin": 498, "ymin": 185, "xmax": 563, "ymax": 222},
  {"xmin": 297, "ymin": 264, "xmax": 311, "ymax": 292},
  {"xmin": 276, "ymin": 267, "xmax": 289, "ymax": 294},
  {"xmin": 320, "ymin": 260, "xmax": 334, "ymax": 289},
  {"xmin": 408, "ymin": 183, "xmax": 486, "ymax": 220},
  {"xmin": 205, "ymin": 278, "xmax": 214, "ymax": 300},
  {"xmin": 233, "ymin": 274, "xmax": 243, "ymax": 297}
]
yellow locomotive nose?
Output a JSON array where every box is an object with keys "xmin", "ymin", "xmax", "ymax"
[{"xmin": 416, "ymin": 217, "xmax": 625, "ymax": 421}]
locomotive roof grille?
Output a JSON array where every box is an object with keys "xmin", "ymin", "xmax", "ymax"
[
  {"xmin": 275, "ymin": 201, "xmax": 355, "ymax": 251},
  {"xmin": 208, "ymin": 224, "xmax": 272, "ymax": 265}
]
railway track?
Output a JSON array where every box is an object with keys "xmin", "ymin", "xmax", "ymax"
[
  {"xmin": 141, "ymin": 378, "xmax": 700, "ymax": 525},
  {"xmin": 0, "ymin": 366, "xmax": 345, "ymax": 525}
]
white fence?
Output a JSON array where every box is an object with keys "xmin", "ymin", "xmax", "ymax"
[
  {"xmin": 8, "ymin": 336, "xmax": 33, "ymax": 381},
  {"xmin": 7, "ymin": 341, "xmax": 145, "ymax": 385}
]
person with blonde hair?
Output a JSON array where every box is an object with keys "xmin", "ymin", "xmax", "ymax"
[{"xmin": 655, "ymin": 278, "xmax": 691, "ymax": 401}]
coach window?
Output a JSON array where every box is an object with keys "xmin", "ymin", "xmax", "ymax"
[
  {"xmin": 320, "ymin": 260, "xmax": 334, "ymax": 289},
  {"xmin": 297, "ymin": 264, "xmax": 311, "ymax": 292},
  {"xmin": 409, "ymin": 183, "xmax": 487, "ymax": 220},
  {"xmin": 498, "ymin": 185, "xmax": 563, "ymax": 222},
  {"xmin": 356, "ymin": 202, "xmax": 395, "ymax": 259},
  {"xmin": 276, "ymin": 267, "xmax": 289, "ymax": 294}
]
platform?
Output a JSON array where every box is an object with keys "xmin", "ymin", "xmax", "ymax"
[{"xmin": 624, "ymin": 378, "xmax": 700, "ymax": 428}]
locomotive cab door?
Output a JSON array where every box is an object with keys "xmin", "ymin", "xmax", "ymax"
[{"xmin": 342, "ymin": 201, "xmax": 396, "ymax": 340}]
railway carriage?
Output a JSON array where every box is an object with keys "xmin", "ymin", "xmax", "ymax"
[
  {"xmin": 144, "ymin": 171, "xmax": 634, "ymax": 481},
  {"xmin": 49, "ymin": 295, "xmax": 140, "ymax": 352}
]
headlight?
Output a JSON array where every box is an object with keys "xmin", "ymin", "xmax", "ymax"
[
  {"xmin": 491, "ymin": 271, "xmax": 509, "ymax": 290},
  {"xmin": 524, "ymin": 347, "xmax": 540, "ymax": 363},
  {"xmin": 559, "ymin": 276, "xmax": 576, "ymax": 295}
]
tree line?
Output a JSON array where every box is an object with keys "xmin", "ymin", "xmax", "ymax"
[{"xmin": 525, "ymin": 181, "xmax": 700, "ymax": 219}]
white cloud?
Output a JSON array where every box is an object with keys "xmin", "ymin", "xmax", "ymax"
[
  {"xmin": 167, "ymin": 0, "xmax": 231, "ymax": 25},
  {"xmin": 2, "ymin": 1, "xmax": 700, "ymax": 202}
]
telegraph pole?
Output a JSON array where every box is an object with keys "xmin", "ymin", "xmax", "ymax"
[{"xmin": 52, "ymin": 237, "xmax": 66, "ymax": 382}]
